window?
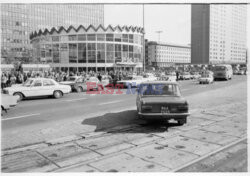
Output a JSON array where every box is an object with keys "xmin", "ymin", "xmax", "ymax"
[
  {"xmin": 122, "ymin": 34, "xmax": 128, "ymax": 42},
  {"xmin": 52, "ymin": 36, "xmax": 60, "ymax": 42},
  {"xmin": 33, "ymin": 80, "xmax": 42, "ymax": 87},
  {"xmin": 129, "ymin": 34, "xmax": 133, "ymax": 43},
  {"xmin": 97, "ymin": 34, "xmax": 105, "ymax": 41},
  {"xmin": 78, "ymin": 43, "xmax": 87, "ymax": 63},
  {"xmin": 68, "ymin": 35, "xmax": 77, "ymax": 41},
  {"xmin": 87, "ymin": 43, "xmax": 96, "ymax": 63},
  {"xmin": 78, "ymin": 34, "xmax": 86, "ymax": 41},
  {"xmin": 114, "ymin": 34, "xmax": 122, "ymax": 42},
  {"xmin": 106, "ymin": 34, "xmax": 114, "ymax": 41},
  {"xmin": 87, "ymin": 34, "xmax": 96, "ymax": 41},
  {"xmin": 43, "ymin": 80, "xmax": 55, "ymax": 86},
  {"xmin": 97, "ymin": 43, "xmax": 105, "ymax": 63},
  {"xmin": 69, "ymin": 43, "xmax": 77, "ymax": 63}
]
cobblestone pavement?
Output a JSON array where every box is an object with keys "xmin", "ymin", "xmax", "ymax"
[{"xmin": 1, "ymin": 81, "xmax": 247, "ymax": 172}]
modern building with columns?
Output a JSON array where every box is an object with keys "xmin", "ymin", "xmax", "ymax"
[{"xmin": 30, "ymin": 25, "xmax": 144, "ymax": 73}]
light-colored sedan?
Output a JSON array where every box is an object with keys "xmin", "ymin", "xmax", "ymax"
[
  {"xmin": 117, "ymin": 76, "xmax": 144, "ymax": 88},
  {"xmin": 3, "ymin": 78, "xmax": 71, "ymax": 101},
  {"xmin": 199, "ymin": 71, "xmax": 214, "ymax": 84}
]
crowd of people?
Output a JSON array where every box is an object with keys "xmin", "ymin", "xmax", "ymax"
[{"xmin": 1, "ymin": 69, "xmax": 144, "ymax": 89}]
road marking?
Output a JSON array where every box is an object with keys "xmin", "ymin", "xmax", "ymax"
[
  {"xmin": 2, "ymin": 113, "xmax": 41, "ymax": 121},
  {"xmin": 98, "ymin": 100, "xmax": 123, "ymax": 105},
  {"xmin": 64, "ymin": 98, "xmax": 87, "ymax": 102}
]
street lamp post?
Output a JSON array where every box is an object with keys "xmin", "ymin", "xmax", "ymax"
[
  {"xmin": 156, "ymin": 31, "xmax": 163, "ymax": 43},
  {"xmin": 143, "ymin": 4, "xmax": 145, "ymax": 72}
]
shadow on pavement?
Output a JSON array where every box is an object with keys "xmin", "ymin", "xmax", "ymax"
[{"xmin": 81, "ymin": 110, "xmax": 180, "ymax": 134}]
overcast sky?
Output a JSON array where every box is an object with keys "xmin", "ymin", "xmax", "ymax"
[{"xmin": 105, "ymin": 4, "xmax": 249, "ymax": 48}]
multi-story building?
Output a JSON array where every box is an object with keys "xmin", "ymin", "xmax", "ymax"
[
  {"xmin": 1, "ymin": 4, "xmax": 104, "ymax": 63},
  {"xmin": 147, "ymin": 41, "xmax": 191, "ymax": 68},
  {"xmin": 30, "ymin": 25, "xmax": 144, "ymax": 73},
  {"xmin": 191, "ymin": 4, "xmax": 247, "ymax": 64}
]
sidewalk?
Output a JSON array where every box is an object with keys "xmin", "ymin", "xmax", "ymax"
[{"xmin": 1, "ymin": 81, "xmax": 247, "ymax": 172}]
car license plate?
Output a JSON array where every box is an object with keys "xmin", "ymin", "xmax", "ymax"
[{"xmin": 161, "ymin": 106, "xmax": 170, "ymax": 113}]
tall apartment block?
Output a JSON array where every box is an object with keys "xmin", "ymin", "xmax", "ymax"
[
  {"xmin": 1, "ymin": 4, "xmax": 104, "ymax": 63},
  {"xmin": 191, "ymin": 4, "xmax": 247, "ymax": 64}
]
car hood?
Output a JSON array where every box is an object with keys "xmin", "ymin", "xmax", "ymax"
[
  {"xmin": 4, "ymin": 86, "xmax": 29, "ymax": 91},
  {"xmin": 141, "ymin": 96, "xmax": 187, "ymax": 104},
  {"xmin": 60, "ymin": 81, "xmax": 75, "ymax": 85}
]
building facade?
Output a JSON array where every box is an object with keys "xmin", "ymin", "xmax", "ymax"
[
  {"xmin": 147, "ymin": 41, "xmax": 191, "ymax": 68},
  {"xmin": 1, "ymin": 4, "xmax": 104, "ymax": 63},
  {"xmin": 30, "ymin": 25, "xmax": 144, "ymax": 73},
  {"xmin": 191, "ymin": 4, "xmax": 247, "ymax": 64}
]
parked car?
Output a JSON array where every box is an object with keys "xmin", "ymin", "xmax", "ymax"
[
  {"xmin": 190, "ymin": 72, "xmax": 201, "ymax": 79},
  {"xmin": 1, "ymin": 94, "xmax": 19, "ymax": 113},
  {"xmin": 61, "ymin": 76, "xmax": 103, "ymax": 92},
  {"xmin": 159, "ymin": 72, "xmax": 176, "ymax": 82},
  {"xmin": 179, "ymin": 72, "xmax": 191, "ymax": 80},
  {"xmin": 237, "ymin": 69, "xmax": 245, "ymax": 75},
  {"xmin": 2, "ymin": 78, "xmax": 71, "ymax": 101},
  {"xmin": 136, "ymin": 81, "xmax": 190, "ymax": 125},
  {"xmin": 143, "ymin": 73, "xmax": 157, "ymax": 82},
  {"xmin": 199, "ymin": 71, "xmax": 214, "ymax": 84},
  {"xmin": 101, "ymin": 75, "xmax": 111, "ymax": 87},
  {"xmin": 60, "ymin": 76, "xmax": 84, "ymax": 92},
  {"xmin": 117, "ymin": 75, "xmax": 144, "ymax": 88}
]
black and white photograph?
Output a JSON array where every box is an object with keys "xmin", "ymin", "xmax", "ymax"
[{"xmin": 0, "ymin": 0, "xmax": 249, "ymax": 173}]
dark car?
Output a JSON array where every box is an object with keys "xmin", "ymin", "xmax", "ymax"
[{"xmin": 136, "ymin": 81, "xmax": 190, "ymax": 125}]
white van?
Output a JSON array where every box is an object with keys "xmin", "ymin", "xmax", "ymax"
[{"xmin": 213, "ymin": 64, "xmax": 233, "ymax": 80}]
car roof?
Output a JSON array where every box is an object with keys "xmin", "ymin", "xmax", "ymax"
[{"xmin": 140, "ymin": 81, "xmax": 178, "ymax": 85}]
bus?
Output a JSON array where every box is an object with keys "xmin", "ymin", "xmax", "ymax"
[{"xmin": 213, "ymin": 64, "xmax": 233, "ymax": 80}]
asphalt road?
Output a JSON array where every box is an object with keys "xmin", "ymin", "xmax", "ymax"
[{"xmin": 1, "ymin": 75, "xmax": 247, "ymax": 131}]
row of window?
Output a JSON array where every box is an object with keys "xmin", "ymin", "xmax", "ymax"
[
  {"xmin": 34, "ymin": 43, "xmax": 142, "ymax": 64},
  {"xmin": 33, "ymin": 34, "xmax": 143, "ymax": 45}
]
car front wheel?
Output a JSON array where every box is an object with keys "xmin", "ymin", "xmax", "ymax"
[
  {"xmin": 53, "ymin": 90, "xmax": 63, "ymax": 99},
  {"xmin": 13, "ymin": 92, "xmax": 23, "ymax": 101}
]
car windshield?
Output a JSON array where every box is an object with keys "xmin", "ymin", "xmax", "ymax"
[
  {"xmin": 139, "ymin": 84, "xmax": 181, "ymax": 96},
  {"xmin": 23, "ymin": 79, "xmax": 34, "ymax": 87},
  {"xmin": 67, "ymin": 77, "xmax": 77, "ymax": 81},
  {"xmin": 123, "ymin": 77, "xmax": 133, "ymax": 80},
  {"xmin": 214, "ymin": 66, "xmax": 226, "ymax": 71}
]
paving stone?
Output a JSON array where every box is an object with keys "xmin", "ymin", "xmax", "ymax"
[
  {"xmin": 1, "ymin": 151, "xmax": 58, "ymax": 172},
  {"xmin": 45, "ymin": 135, "xmax": 83, "ymax": 145},
  {"xmin": 76, "ymin": 135, "xmax": 126, "ymax": 151},
  {"xmin": 96, "ymin": 143, "xmax": 135, "ymax": 155},
  {"xmin": 2, "ymin": 143, "xmax": 48, "ymax": 156},
  {"xmin": 89, "ymin": 153, "xmax": 169, "ymax": 172},
  {"xmin": 199, "ymin": 113, "xmax": 227, "ymax": 121},
  {"xmin": 59, "ymin": 165, "xmax": 100, "ymax": 172},
  {"xmin": 127, "ymin": 143, "xmax": 198, "ymax": 169},
  {"xmin": 157, "ymin": 136, "xmax": 221, "ymax": 156},
  {"xmin": 201, "ymin": 124, "xmax": 246, "ymax": 137},
  {"xmin": 181, "ymin": 129, "xmax": 239, "ymax": 146},
  {"xmin": 188, "ymin": 117, "xmax": 216, "ymax": 126},
  {"xmin": 37, "ymin": 143, "xmax": 100, "ymax": 167}
]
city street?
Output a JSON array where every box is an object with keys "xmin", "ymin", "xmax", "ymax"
[{"xmin": 1, "ymin": 75, "xmax": 247, "ymax": 172}]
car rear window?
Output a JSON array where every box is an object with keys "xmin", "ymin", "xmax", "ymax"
[{"xmin": 139, "ymin": 84, "xmax": 181, "ymax": 96}]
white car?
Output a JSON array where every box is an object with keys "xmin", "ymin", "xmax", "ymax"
[
  {"xmin": 199, "ymin": 71, "xmax": 214, "ymax": 84},
  {"xmin": 117, "ymin": 76, "xmax": 144, "ymax": 88},
  {"xmin": 3, "ymin": 78, "xmax": 71, "ymax": 101}
]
